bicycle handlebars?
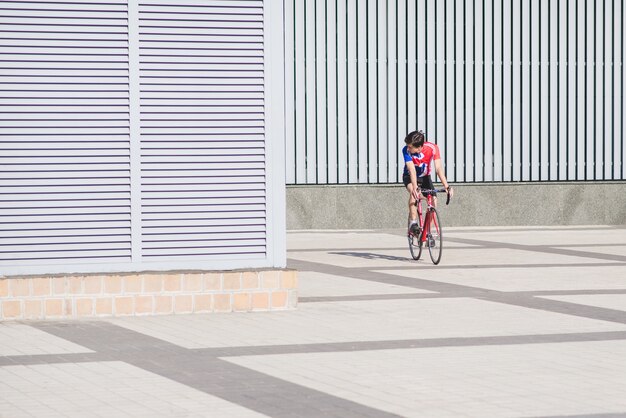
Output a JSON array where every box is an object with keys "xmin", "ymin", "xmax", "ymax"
[{"xmin": 419, "ymin": 188, "xmax": 452, "ymax": 205}]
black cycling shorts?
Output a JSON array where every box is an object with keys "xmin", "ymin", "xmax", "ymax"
[{"xmin": 403, "ymin": 173, "xmax": 434, "ymax": 190}]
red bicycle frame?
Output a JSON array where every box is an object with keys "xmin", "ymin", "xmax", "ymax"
[{"xmin": 415, "ymin": 192, "xmax": 439, "ymax": 245}]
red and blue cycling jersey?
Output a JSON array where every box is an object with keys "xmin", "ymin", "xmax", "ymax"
[{"xmin": 402, "ymin": 142, "xmax": 441, "ymax": 177}]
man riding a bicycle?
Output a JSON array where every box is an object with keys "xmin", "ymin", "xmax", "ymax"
[{"xmin": 402, "ymin": 130, "xmax": 453, "ymax": 235}]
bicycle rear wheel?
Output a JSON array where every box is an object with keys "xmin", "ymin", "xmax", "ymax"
[
  {"xmin": 407, "ymin": 221, "xmax": 422, "ymax": 260},
  {"xmin": 408, "ymin": 231, "xmax": 422, "ymax": 260},
  {"xmin": 427, "ymin": 208, "xmax": 443, "ymax": 264}
]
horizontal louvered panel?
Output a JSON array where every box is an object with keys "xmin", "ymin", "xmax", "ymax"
[
  {"xmin": 140, "ymin": 63, "xmax": 262, "ymax": 71},
  {"xmin": 141, "ymin": 162, "xmax": 264, "ymax": 171},
  {"xmin": 139, "ymin": 5, "xmax": 261, "ymax": 14},
  {"xmin": 0, "ymin": 105, "xmax": 129, "ymax": 113},
  {"xmin": 0, "ymin": 178, "xmax": 130, "ymax": 187},
  {"xmin": 142, "ymin": 196, "xmax": 265, "ymax": 205},
  {"xmin": 141, "ymin": 123, "xmax": 263, "ymax": 131},
  {"xmin": 140, "ymin": 36, "xmax": 263, "ymax": 45},
  {"xmin": 140, "ymin": 0, "xmax": 260, "ymax": 6},
  {"xmin": 137, "ymin": 1, "xmax": 265, "ymax": 261},
  {"xmin": 0, "ymin": 46, "xmax": 129, "ymax": 54},
  {"xmin": 1, "ymin": 24, "xmax": 126, "ymax": 33},
  {"xmin": 141, "ymin": 101, "xmax": 261, "ymax": 109},
  {"xmin": 140, "ymin": 57, "xmax": 261, "ymax": 65},
  {"xmin": 142, "ymin": 120, "xmax": 263, "ymax": 128},
  {"xmin": 141, "ymin": 151, "xmax": 262, "ymax": 159},
  {"xmin": 141, "ymin": 45, "xmax": 262, "ymax": 54},
  {"xmin": 0, "ymin": 122, "xmax": 128, "ymax": 130},
  {"xmin": 143, "ymin": 216, "xmax": 263, "ymax": 226},
  {"xmin": 0, "ymin": 129, "xmax": 130, "ymax": 137},
  {"xmin": 144, "ymin": 238, "xmax": 265, "ymax": 250},
  {"xmin": 0, "ymin": 147, "xmax": 128, "ymax": 156},
  {"xmin": 0, "ymin": 249, "xmax": 130, "ymax": 261},
  {"xmin": 0, "ymin": 32, "xmax": 128, "ymax": 41},
  {"xmin": 1, "ymin": 88, "xmax": 129, "ymax": 96},
  {"xmin": 142, "ymin": 170, "xmax": 264, "ymax": 178},
  {"xmin": 141, "ymin": 190, "xmax": 264, "ymax": 199},
  {"xmin": 1, "ymin": 56, "xmax": 128, "ymax": 64},
  {"xmin": 140, "ymin": 21, "xmax": 261, "ymax": 31},
  {"xmin": 0, "ymin": 10, "xmax": 126, "ymax": 19},
  {"xmin": 142, "ymin": 203, "xmax": 265, "ymax": 212},
  {"xmin": 141, "ymin": 129, "xmax": 262, "ymax": 137},
  {"xmin": 141, "ymin": 76, "xmax": 261, "ymax": 84},
  {"xmin": 141, "ymin": 247, "xmax": 265, "ymax": 258},
  {"xmin": 0, "ymin": 113, "xmax": 128, "ymax": 120},
  {"xmin": 0, "ymin": 155, "xmax": 128, "ymax": 163},
  {"xmin": 141, "ymin": 108, "xmax": 264, "ymax": 115},
  {"xmin": 140, "ymin": 90, "xmax": 262, "ymax": 99},
  {"xmin": 0, "ymin": 241, "xmax": 131, "ymax": 254},
  {"xmin": 0, "ymin": 43, "xmax": 128, "ymax": 52},
  {"xmin": 0, "ymin": 228, "xmax": 130, "ymax": 245},
  {"xmin": 140, "ymin": 156, "xmax": 263, "ymax": 165},
  {"xmin": 0, "ymin": 163, "xmax": 129, "ymax": 171},
  {"xmin": 0, "ymin": 136, "xmax": 128, "ymax": 143},
  {"xmin": 142, "ymin": 212, "xmax": 265, "ymax": 222},
  {"xmin": 140, "ymin": 14, "xmax": 261, "ymax": 24},
  {"xmin": 142, "ymin": 135, "xmax": 263, "ymax": 143},
  {"xmin": 0, "ymin": 61, "xmax": 128, "ymax": 69},
  {"xmin": 0, "ymin": 190, "xmax": 130, "ymax": 200},
  {"xmin": 140, "ymin": 70, "xmax": 262, "ymax": 78},
  {"xmin": 0, "ymin": 70, "xmax": 128, "ymax": 77},
  {"xmin": 0, "ymin": 196, "xmax": 128, "ymax": 206},
  {"xmin": 0, "ymin": 211, "xmax": 130, "ymax": 223},
  {"xmin": 143, "ymin": 231, "xmax": 264, "ymax": 242},
  {"xmin": 140, "ymin": 138, "xmax": 263, "ymax": 145},
  {"xmin": 1, "ymin": 99, "xmax": 129, "ymax": 106},
  {"xmin": 1, "ymin": 89, "xmax": 129, "ymax": 97},
  {"xmin": 141, "ymin": 85, "xmax": 262, "ymax": 93},
  {"xmin": 1, "ymin": 221, "xmax": 131, "ymax": 233},
  {"xmin": 141, "ymin": 182, "xmax": 263, "ymax": 192},
  {"xmin": 0, "ymin": 257, "xmax": 131, "ymax": 269},
  {"xmin": 0, "ymin": 234, "xmax": 130, "ymax": 246},
  {"xmin": 4, "ymin": 0, "xmax": 126, "ymax": 8},
  {"xmin": 0, "ymin": 16, "xmax": 127, "ymax": 26}
]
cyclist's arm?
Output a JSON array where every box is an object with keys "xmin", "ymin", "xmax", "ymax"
[{"xmin": 433, "ymin": 158, "xmax": 453, "ymax": 196}]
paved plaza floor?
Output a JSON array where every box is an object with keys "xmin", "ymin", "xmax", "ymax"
[{"xmin": 2, "ymin": 226, "xmax": 626, "ymax": 417}]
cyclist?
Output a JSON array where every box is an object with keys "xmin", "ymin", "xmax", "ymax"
[{"xmin": 402, "ymin": 130, "xmax": 453, "ymax": 235}]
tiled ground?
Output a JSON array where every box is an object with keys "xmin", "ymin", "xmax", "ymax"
[{"xmin": 1, "ymin": 225, "xmax": 626, "ymax": 417}]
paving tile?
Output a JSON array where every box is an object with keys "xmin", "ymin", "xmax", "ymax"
[
  {"xmin": 0, "ymin": 324, "xmax": 92, "ymax": 357},
  {"xmin": 224, "ymin": 340, "xmax": 626, "ymax": 418},
  {"xmin": 537, "ymin": 294, "xmax": 626, "ymax": 313},
  {"xmin": 375, "ymin": 265, "xmax": 626, "ymax": 292},
  {"xmin": 2, "ymin": 226, "xmax": 626, "ymax": 417},
  {"xmin": 298, "ymin": 270, "xmax": 433, "ymax": 297},
  {"xmin": 108, "ymin": 297, "xmax": 626, "ymax": 349},
  {"xmin": 0, "ymin": 361, "xmax": 267, "ymax": 418}
]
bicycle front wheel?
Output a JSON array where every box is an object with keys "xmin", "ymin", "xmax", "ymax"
[{"xmin": 427, "ymin": 208, "xmax": 443, "ymax": 265}]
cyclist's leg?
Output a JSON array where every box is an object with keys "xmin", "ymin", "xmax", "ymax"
[
  {"xmin": 403, "ymin": 173, "xmax": 419, "ymax": 232},
  {"xmin": 422, "ymin": 175, "xmax": 436, "ymax": 207}
]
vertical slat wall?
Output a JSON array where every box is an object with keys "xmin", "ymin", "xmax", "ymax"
[
  {"xmin": 0, "ymin": 0, "xmax": 132, "ymax": 267},
  {"xmin": 285, "ymin": 0, "xmax": 626, "ymax": 184},
  {"xmin": 137, "ymin": 1, "xmax": 267, "ymax": 261}
]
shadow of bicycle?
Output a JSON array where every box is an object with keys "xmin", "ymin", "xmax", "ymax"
[{"xmin": 329, "ymin": 251, "xmax": 412, "ymax": 262}]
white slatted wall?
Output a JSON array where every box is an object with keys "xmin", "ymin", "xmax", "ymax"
[
  {"xmin": 137, "ymin": 1, "xmax": 267, "ymax": 262},
  {"xmin": 1, "ymin": 0, "xmax": 285, "ymax": 275},
  {"xmin": 0, "ymin": 0, "xmax": 133, "ymax": 268},
  {"xmin": 285, "ymin": 0, "xmax": 626, "ymax": 184}
]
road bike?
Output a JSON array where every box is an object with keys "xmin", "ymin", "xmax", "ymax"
[{"xmin": 407, "ymin": 188, "xmax": 451, "ymax": 264}]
